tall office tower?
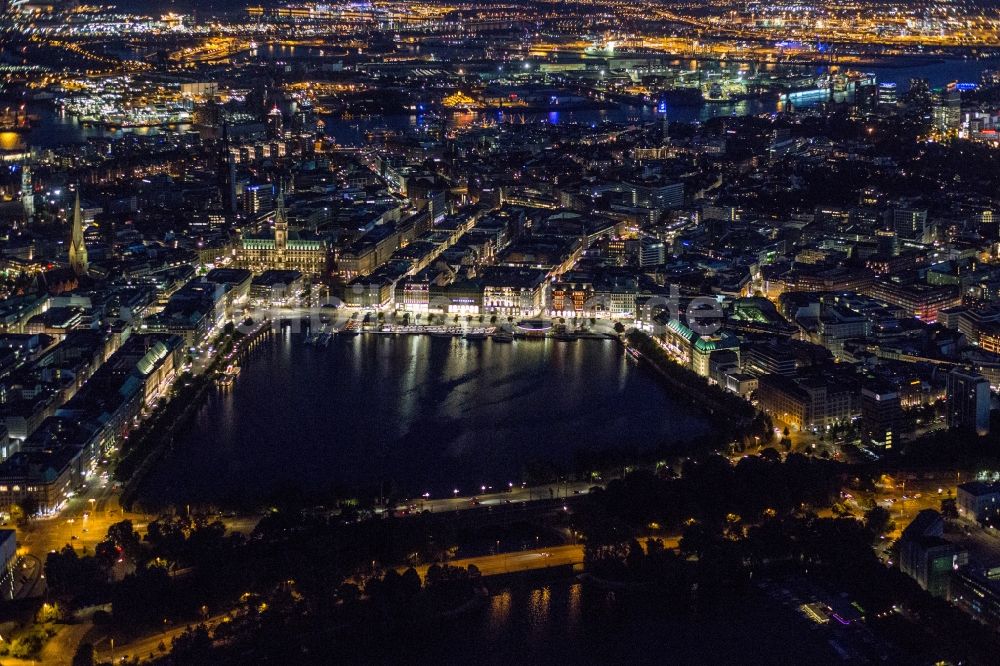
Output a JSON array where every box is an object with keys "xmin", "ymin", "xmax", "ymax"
[
  {"xmin": 944, "ymin": 87, "xmax": 962, "ymax": 129},
  {"xmin": 877, "ymin": 82, "xmax": 898, "ymax": 109},
  {"xmin": 861, "ymin": 384, "xmax": 904, "ymax": 449},
  {"xmin": 933, "ymin": 88, "xmax": 962, "ymax": 132},
  {"xmin": 855, "ymin": 83, "xmax": 878, "ymax": 112},
  {"xmin": 243, "ymin": 183, "xmax": 275, "ymax": 216},
  {"xmin": 876, "ymin": 228, "xmax": 901, "ymax": 257},
  {"xmin": 903, "ymin": 78, "xmax": 933, "ymax": 123},
  {"xmin": 975, "ymin": 210, "xmax": 995, "ymax": 240},
  {"xmin": 892, "ymin": 207, "xmax": 928, "ymax": 240},
  {"xmin": 20, "ymin": 164, "xmax": 34, "ymax": 224},
  {"xmin": 639, "ymin": 237, "xmax": 666, "ymax": 267},
  {"xmin": 946, "ymin": 369, "xmax": 991, "ymax": 436},
  {"xmin": 267, "ymin": 105, "xmax": 284, "ymax": 139}
]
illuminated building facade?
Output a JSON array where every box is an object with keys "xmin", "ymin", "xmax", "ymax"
[{"xmin": 237, "ymin": 191, "xmax": 328, "ymax": 278}]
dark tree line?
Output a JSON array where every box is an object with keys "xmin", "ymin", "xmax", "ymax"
[{"xmin": 574, "ymin": 453, "xmax": 845, "ymax": 543}]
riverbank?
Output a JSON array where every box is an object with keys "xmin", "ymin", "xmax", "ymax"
[
  {"xmin": 335, "ymin": 324, "xmax": 616, "ymax": 342},
  {"xmin": 623, "ymin": 329, "xmax": 771, "ymax": 447},
  {"xmin": 118, "ymin": 321, "xmax": 273, "ymax": 510}
]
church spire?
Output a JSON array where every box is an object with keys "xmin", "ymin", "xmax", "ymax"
[
  {"xmin": 274, "ymin": 182, "xmax": 287, "ymax": 252},
  {"xmin": 69, "ymin": 188, "xmax": 88, "ymax": 276},
  {"xmin": 219, "ymin": 120, "xmax": 237, "ymax": 217}
]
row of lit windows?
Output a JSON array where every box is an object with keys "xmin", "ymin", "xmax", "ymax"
[{"xmin": 0, "ymin": 485, "xmax": 35, "ymax": 493}]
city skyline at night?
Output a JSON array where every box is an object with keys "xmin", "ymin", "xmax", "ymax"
[{"xmin": 1, "ymin": 0, "xmax": 1000, "ymax": 663}]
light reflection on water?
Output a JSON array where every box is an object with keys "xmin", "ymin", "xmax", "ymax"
[
  {"xmin": 485, "ymin": 584, "xmax": 567, "ymax": 640},
  {"xmin": 426, "ymin": 580, "xmax": 843, "ymax": 664},
  {"xmin": 487, "ymin": 589, "xmax": 512, "ymax": 632},
  {"xmin": 567, "ymin": 581, "xmax": 582, "ymax": 625},
  {"xmin": 462, "ymin": 581, "xmax": 640, "ymax": 662},
  {"xmin": 528, "ymin": 586, "xmax": 552, "ymax": 637},
  {"xmin": 140, "ymin": 335, "xmax": 708, "ymax": 507}
]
